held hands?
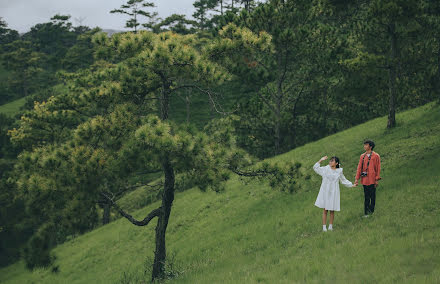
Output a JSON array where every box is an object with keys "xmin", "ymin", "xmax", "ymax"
[{"xmin": 351, "ymin": 179, "xmax": 359, "ymax": 188}]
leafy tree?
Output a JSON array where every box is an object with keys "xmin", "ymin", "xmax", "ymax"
[
  {"xmin": 0, "ymin": 15, "xmax": 94, "ymax": 102},
  {"xmin": 239, "ymin": 0, "xmax": 259, "ymax": 12},
  {"xmin": 0, "ymin": 114, "xmax": 26, "ymax": 267},
  {"xmin": 149, "ymin": 14, "xmax": 197, "ymax": 34},
  {"xmin": 95, "ymin": 31, "xmax": 229, "ymax": 280},
  {"xmin": 208, "ymin": 0, "xmax": 341, "ymax": 156},
  {"xmin": 193, "ymin": 0, "xmax": 260, "ymax": 34},
  {"xmin": 0, "ymin": 17, "xmax": 19, "ymax": 46},
  {"xmin": 61, "ymin": 28, "xmax": 100, "ymax": 71},
  {"xmin": 94, "ymin": 28, "xmax": 302, "ymax": 281},
  {"xmin": 110, "ymin": 0, "xmax": 157, "ymax": 33},
  {"xmin": 342, "ymin": 0, "xmax": 422, "ymax": 128},
  {"xmin": 0, "ymin": 168, "xmax": 27, "ymax": 267},
  {"xmin": 1, "ymin": 40, "xmax": 49, "ymax": 97},
  {"xmin": 8, "ymin": 54, "xmax": 153, "ymax": 268},
  {"xmin": 419, "ymin": 0, "xmax": 440, "ymax": 102},
  {"xmin": 22, "ymin": 14, "xmax": 77, "ymax": 70},
  {"xmin": 11, "ymin": 29, "xmax": 301, "ymax": 281},
  {"xmin": 193, "ymin": 0, "xmax": 219, "ymax": 30}
]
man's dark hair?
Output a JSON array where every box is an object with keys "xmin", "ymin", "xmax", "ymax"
[{"xmin": 363, "ymin": 139, "xmax": 375, "ymax": 150}]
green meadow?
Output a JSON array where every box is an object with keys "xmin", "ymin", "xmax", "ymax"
[
  {"xmin": 0, "ymin": 84, "xmax": 70, "ymax": 118},
  {"xmin": 1, "ymin": 102, "xmax": 439, "ymax": 283},
  {"xmin": 0, "ymin": 97, "xmax": 26, "ymax": 117}
]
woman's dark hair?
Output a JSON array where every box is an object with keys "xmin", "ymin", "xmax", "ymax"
[
  {"xmin": 363, "ymin": 139, "xmax": 375, "ymax": 150},
  {"xmin": 330, "ymin": 156, "xmax": 340, "ymax": 168}
]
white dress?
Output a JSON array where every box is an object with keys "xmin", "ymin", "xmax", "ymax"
[{"xmin": 313, "ymin": 163, "xmax": 353, "ymax": 211}]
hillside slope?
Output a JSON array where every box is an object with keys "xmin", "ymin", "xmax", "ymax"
[
  {"xmin": 1, "ymin": 103, "xmax": 439, "ymax": 283},
  {"xmin": 0, "ymin": 97, "xmax": 26, "ymax": 117}
]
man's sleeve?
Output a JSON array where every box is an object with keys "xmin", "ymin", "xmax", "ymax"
[
  {"xmin": 375, "ymin": 154, "xmax": 381, "ymax": 181},
  {"xmin": 355, "ymin": 155, "xmax": 363, "ymax": 180}
]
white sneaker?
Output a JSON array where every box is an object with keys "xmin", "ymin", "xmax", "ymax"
[
  {"xmin": 362, "ymin": 215, "xmax": 369, "ymax": 218},
  {"xmin": 323, "ymin": 227, "xmax": 327, "ymax": 232},
  {"xmin": 328, "ymin": 227, "xmax": 333, "ymax": 231}
]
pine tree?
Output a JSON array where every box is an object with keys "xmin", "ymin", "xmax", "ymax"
[
  {"xmin": 342, "ymin": 0, "xmax": 422, "ymax": 128},
  {"xmin": 110, "ymin": 0, "xmax": 157, "ymax": 33},
  {"xmin": 193, "ymin": 0, "xmax": 218, "ymax": 30},
  {"xmin": 11, "ymin": 29, "xmax": 301, "ymax": 281}
]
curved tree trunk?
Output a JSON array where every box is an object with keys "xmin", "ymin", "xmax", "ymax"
[
  {"xmin": 151, "ymin": 79, "xmax": 175, "ymax": 281},
  {"xmin": 151, "ymin": 157, "xmax": 175, "ymax": 280}
]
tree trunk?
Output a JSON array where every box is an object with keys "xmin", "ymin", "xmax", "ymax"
[
  {"xmin": 387, "ymin": 23, "xmax": 397, "ymax": 129},
  {"xmin": 22, "ymin": 75, "xmax": 28, "ymax": 97},
  {"xmin": 437, "ymin": 36, "xmax": 440, "ymax": 101},
  {"xmin": 134, "ymin": 11, "xmax": 137, "ymax": 34},
  {"xmin": 151, "ymin": 80, "xmax": 175, "ymax": 281},
  {"xmin": 290, "ymin": 89, "xmax": 304, "ymax": 148},
  {"xmin": 151, "ymin": 157, "xmax": 175, "ymax": 280},
  {"xmin": 274, "ymin": 90, "xmax": 281, "ymax": 155},
  {"xmin": 102, "ymin": 202, "xmax": 110, "ymax": 225},
  {"xmin": 185, "ymin": 95, "xmax": 190, "ymax": 124},
  {"xmin": 160, "ymin": 84, "xmax": 170, "ymax": 121},
  {"xmin": 322, "ymin": 88, "xmax": 329, "ymax": 135}
]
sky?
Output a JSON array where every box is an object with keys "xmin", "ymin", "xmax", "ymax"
[{"xmin": 0, "ymin": 0, "xmax": 196, "ymax": 33}]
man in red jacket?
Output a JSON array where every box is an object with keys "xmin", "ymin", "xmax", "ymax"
[{"xmin": 354, "ymin": 140, "xmax": 381, "ymax": 217}]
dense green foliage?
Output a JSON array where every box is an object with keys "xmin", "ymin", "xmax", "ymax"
[
  {"xmin": 0, "ymin": 0, "xmax": 439, "ymax": 281},
  {"xmin": 0, "ymin": 15, "xmax": 97, "ymax": 104}
]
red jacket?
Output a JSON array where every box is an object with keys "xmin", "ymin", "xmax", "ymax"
[{"xmin": 355, "ymin": 151, "xmax": 381, "ymax": 186}]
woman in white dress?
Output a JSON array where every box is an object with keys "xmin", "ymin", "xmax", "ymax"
[{"xmin": 313, "ymin": 156, "xmax": 356, "ymax": 231}]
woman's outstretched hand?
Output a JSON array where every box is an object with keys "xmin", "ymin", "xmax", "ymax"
[
  {"xmin": 319, "ymin": 156, "xmax": 328, "ymax": 163},
  {"xmin": 318, "ymin": 156, "xmax": 328, "ymax": 163}
]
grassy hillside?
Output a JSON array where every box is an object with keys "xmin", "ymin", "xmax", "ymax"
[
  {"xmin": 0, "ymin": 97, "xmax": 26, "ymax": 117},
  {"xmin": 0, "ymin": 97, "xmax": 27, "ymax": 117},
  {"xmin": 0, "ymin": 84, "xmax": 71, "ymax": 117},
  {"xmin": 0, "ymin": 62, "xmax": 15, "ymax": 108},
  {"xmin": 1, "ymin": 103, "xmax": 439, "ymax": 283}
]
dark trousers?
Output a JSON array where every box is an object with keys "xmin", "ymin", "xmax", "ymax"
[{"xmin": 363, "ymin": 184, "xmax": 376, "ymax": 215}]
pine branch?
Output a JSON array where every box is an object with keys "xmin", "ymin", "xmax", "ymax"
[
  {"xmin": 100, "ymin": 191, "xmax": 162, "ymax": 226},
  {"xmin": 110, "ymin": 9, "xmax": 131, "ymax": 16},
  {"xmin": 169, "ymin": 84, "xmax": 236, "ymax": 115},
  {"xmin": 230, "ymin": 168, "xmax": 278, "ymax": 177}
]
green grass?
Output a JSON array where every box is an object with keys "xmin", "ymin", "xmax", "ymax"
[
  {"xmin": 0, "ymin": 84, "xmax": 70, "ymax": 117},
  {"xmin": 0, "ymin": 97, "xmax": 26, "ymax": 117},
  {"xmin": 1, "ymin": 103, "xmax": 440, "ymax": 283}
]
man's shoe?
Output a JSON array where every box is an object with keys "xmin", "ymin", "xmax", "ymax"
[{"xmin": 362, "ymin": 215, "xmax": 370, "ymax": 218}]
